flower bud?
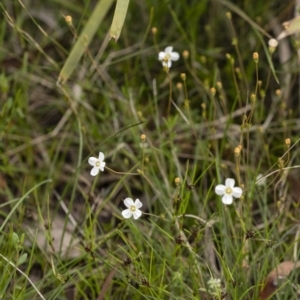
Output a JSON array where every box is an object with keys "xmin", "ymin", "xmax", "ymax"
[
  {"xmin": 253, "ymin": 52, "xmax": 259, "ymax": 63},
  {"xmin": 226, "ymin": 53, "xmax": 231, "ymax": 60},
  {"xmin": 182, "ymin": 50, "xmax": 189, "ymax": 59},
  {"xmin": 210, "ymin": 87, "xmax": 216, "ymax": 96},
  {"xmin": 268, "ymin": 39, "xmax": 278, "ymax": 54},
  {"xmin": 234, "ymin": 147, "xmax": 241, "ymax": 157},
  {"xmin": 141, "ymin": 134, "xmax": 146, "ymax": 142},
  {"xmin": 268, "ymin": 38, "xmax": 278, "ymax": 48},
  {"xmin": 151, "ymin": 27, "xmax": 157, "ymax": 35},
  {"xmin": 176, "ymin": 82, "xmax": 183, "ymax": 90},
  {"xmin": 65, "ymin": 15, "xmax": 72, "ymax": 26},
  {"xmin": 174, "ymin": 177, "xmax": 180, "ymax": 186}
]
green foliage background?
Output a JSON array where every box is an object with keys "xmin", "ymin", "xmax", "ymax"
[{"xmin": 0, "ymin": 0, "xmax": 300, "ymax": 299}]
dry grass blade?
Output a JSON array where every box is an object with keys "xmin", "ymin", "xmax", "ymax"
[
  {"xmin": 58, "ymin": 0, "xmax": 115, "ymax": 84},
  {"xmin": 277, "ymin": 16, "xmax": 300, "ymax": 40},
  {"xmin": 0, "ymin": 254, "xmax": 46, "ymax": 300}
]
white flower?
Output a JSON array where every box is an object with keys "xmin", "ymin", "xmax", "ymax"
[
  {"xmin": 207, "ymin": 277, "xmax": 222, "ymax": 295},
  {"xmin": 215, "ymin": 178, "xmax": 242, "ymax": 205},
  {"xmin": 158, "ymin": 46, "xmax": 180, "ymax": 68},
  {"xmin": 88, "ymin": 152, "xmax": 106, "ymax": 176},
  {"xmin": 121, "ymin": 198, "xmax": 143, "ymax": 220},
  {"xmin": 268, "ymin": 38, "xmax": 278, "ymax": 48}
]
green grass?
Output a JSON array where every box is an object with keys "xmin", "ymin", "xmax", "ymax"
[{"xmin": 1, "ymin": 0, "xmax": 300, "ymax": 299}]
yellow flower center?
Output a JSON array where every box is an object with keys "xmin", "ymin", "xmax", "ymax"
[
  {"xmin": 225, "ymin": 187, "xmax": 232, "ymax": 194},
  {"xmin": 130, "ymin": 205, "xmax": 136, "ymax": 212},
  {"xmin": 95, "ymin": 160, "xmax": 100, "ymax": 167},
  {"xmin": 163, "ymin": 54, "xmax": 171, "ymax": 63}
]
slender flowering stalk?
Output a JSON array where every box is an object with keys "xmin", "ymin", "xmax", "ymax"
[
  {"xmin": 215, "ymin": 178, "xmax": 242, "ymax": 205},
  {"xmin": 121, "ymin": 198, "xmax": 143, "ymax": 220},
  {"xmin": 88, "ymin": 152, "xmax": 106, "ymax": 176},
  {"xmin": 158, "ymin": 46, "xmax": 180, "ymax": 68}
]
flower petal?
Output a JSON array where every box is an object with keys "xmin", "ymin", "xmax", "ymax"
[
  {"xmin": 164, "ymin": 46, "xmax": 173, "ymax": 54},
  {"xmin": 99, "ymin": 162, "xmax": 106, "ymax": 171},
  {"xmin": 232, "ymin": 187, "xmax": 242, "ymax": 198},
  {"xmin": 124, "ymin": 198, "xmax": 134, "ymax": 208},
  {"xmin": 215, "ymin": 184, "xmax": 226, "ymax": 195},
  {"xmin": 225, "ymin": 178, "xmax": 235, "ymax": 188},
  {"xmin": 98, "ymin": 152, "xmax": 105, "ymax": 162},
  {"xmin": 222, "ymin": 194, "xmax": 233, "ymax": 205},
  {"xmin": 170, "ymin": 52, "xmax": 179, "ymax": 61},
  {"xmin": 134, "ymin": 199, "xmax": 143, "ymax": 209},
  {"xmin": 133, "ymin": 209, "xmax": 142, "ymax": 220},
  {"xmin": 158, "ymin": 52, "xmax": 166, "ymax": 61},
  {"xmin": 88, "ymin": 157, "xmax": 97, "ymax": 166},
  {"xmin": 90, "ymin": 166, "xmax": 99, "ymax": 176},
  {"xmin": 122, "ymin": 209, "xmax": 132, "ymax": 219}
]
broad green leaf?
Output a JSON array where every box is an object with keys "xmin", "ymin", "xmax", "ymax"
[
  {"xmin": 17, "ymin": 253, "xmax": 28, "ymax": 266},
  {"xmin": 58, "ymin": 0, "xmax": 115, "ymax": 84},
  {"xmin": 110, "ymin": 0, "xmax": 130, "ymax": 41},
  {"xmin": 11, "ymin": 232, "xmax": 19, "ymax": 247}
]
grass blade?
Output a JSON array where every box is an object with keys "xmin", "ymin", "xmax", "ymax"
[
  {"xmin": 58, "ymin": 0, "xmax": 115, "ymax": 84},
  {"xmin": 110, "ymin": 0, "xmax": 130, "ymax": 41}
]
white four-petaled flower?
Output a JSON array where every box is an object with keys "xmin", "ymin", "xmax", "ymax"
[
  {"xmin": 88, "ymin": 152, "xmax": 106, "ymax": 176},
  {"xmin": 121, "ymin": 198, "xmax": 143, "ymax": 220},
  {"xmin": 158, "ymin": 46, "xmax": 180, "ymax": 68},
  {"xmin": 215, "ymin": 178, "xmax": 242, "ymax": 205}
]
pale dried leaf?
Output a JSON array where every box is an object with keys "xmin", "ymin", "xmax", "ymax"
[
  {"xmin": 26, "ymin": 214, "xmax": 81, "ymax": 259},
  {"xmin": 260, "ymin": 261, "xmax": 300, "ymax": 300},
  {"xmin": 277, "ymin": 16, "xmax": 300, "ymax": 40}
]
